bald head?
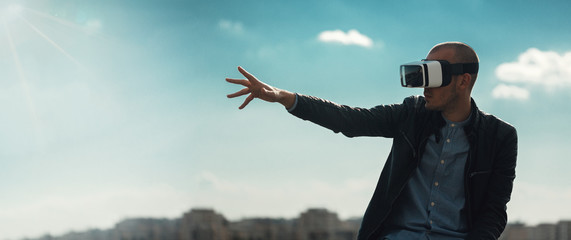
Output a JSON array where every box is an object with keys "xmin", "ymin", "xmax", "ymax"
[
  {"xmin": 429, "ymin": 42, "xmax": 479, "ymax": 87},
  {"xmin": 429, "ymin": 42, "xmax": 479, "ymax": 64}
]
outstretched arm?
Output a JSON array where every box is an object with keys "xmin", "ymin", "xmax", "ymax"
[
  {"xmin": 227, "ymin": 66, "xmax": 407, "ymax": 138},
  {"xmin": 226, "ymin": 66, "xmax": 296, "ymax": 109}
]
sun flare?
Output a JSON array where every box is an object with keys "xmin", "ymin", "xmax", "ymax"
[{"xmin": 1, "ymin": 4, "xmax": 23, "ymax": 22}]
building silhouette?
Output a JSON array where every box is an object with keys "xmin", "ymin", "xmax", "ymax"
[
  {"xmin": 295, "ymin": 209, "xmax": 359, "ymax": 240},
  {"xmin": 499, "ymin": 221, "xmax": 571, "ymax": 240},
  {"xmin": 25, "ymin": 208, "xmax": 358, "ymax": 240},
  {"xmin": 114, "ymin": 218, "xmax": 180, "ymax": 240},
  {"xmin": 22, "ymin": 209, "xmax": 571, "ymax": 240},
  {"xmin": 181, "ymin": 209, "xmax": 229, "ymax": 240}
]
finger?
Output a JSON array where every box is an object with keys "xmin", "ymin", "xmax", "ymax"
[
  {"xmin": 226, "ymin": 78, "xmax": 251, "ymax": 87},
  {"xmin": 227, "ymin": 88, "xmax": 250, "ymax": 98},
  {"xmin": 238, "ymin": 66, "xmax": 260, "ymax": 83},
  {"xmin": 239, "ymin": 94, "xmax": 255, "ymax": 109}
]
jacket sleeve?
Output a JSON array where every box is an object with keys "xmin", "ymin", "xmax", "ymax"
[
  {"xmin": 467, "ymin": 124, "xmax": 518, "ymax": 240},
  {"xmin": 288, "ymin": 94, "xmax": 412, "ymax": 138}
]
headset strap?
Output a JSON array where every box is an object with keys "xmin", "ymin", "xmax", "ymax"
[{"xmin": 450, "ymin": 63, "xmax": 479, "ymax": 75}]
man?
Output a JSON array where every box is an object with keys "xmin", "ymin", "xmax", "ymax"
[{"xmin": 226, "ymin": 42, "xmax": 517, "ymax": 240}]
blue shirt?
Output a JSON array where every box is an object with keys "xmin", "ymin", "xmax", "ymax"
[{"xmin": 382, "ymin": 115, "xmax": 471, "ymax": 240}]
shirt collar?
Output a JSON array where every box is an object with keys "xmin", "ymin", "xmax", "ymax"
[{"xmin": 442, "ymin": 112, "xmax": 472, "ymax": 128}]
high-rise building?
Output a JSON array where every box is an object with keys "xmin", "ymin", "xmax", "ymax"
[
  {"xmin": 557, "ymin": 221, "xmax": 571, "ymax": 240},
  {"xmin": 230, "ymin": 217, "xmax": 294, "ymax": 240},
  {"xmin": 180, "ymin": 209, "xmax": 229, "ymax": 240},
  {"xmin": 500, "ymin": 222, "xmax": 532, "ymax": 240},
  {"xmin": 531, "ymin": 224, "xmax": 557, "ymax": 240},
  {"xmin": 112, "ymin": 218, "xmax": 179, "ymax": 240},
  {"xmin": 295, "ymin": 208, "xmax": 358, "ymax": 240},
  {"xmin": 499, "ymin": 221, "xmax": 571, "ymax": 240}
]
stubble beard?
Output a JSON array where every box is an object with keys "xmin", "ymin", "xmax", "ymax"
[{"xmin": 425, "ymin": 88, "xmax": 458, "ymax": 113}]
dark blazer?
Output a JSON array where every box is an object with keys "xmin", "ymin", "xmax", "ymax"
[{"xmin": 289, "ymin": 94, "xmax": 518, "ymax": 240}]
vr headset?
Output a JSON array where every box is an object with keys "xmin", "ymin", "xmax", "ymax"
[{"xmin": 400, "ymin": 60, "xmax": 479, "ymax": 88}]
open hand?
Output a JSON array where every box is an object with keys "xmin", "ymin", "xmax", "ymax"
[{"xmin": 226, "ymin": 66, "xmax": 294, "ymax": 109}]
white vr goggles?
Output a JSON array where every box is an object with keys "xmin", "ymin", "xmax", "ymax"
[{"xmin": 400, "ymin": 60, "xmax": 479, "ymax": 88}]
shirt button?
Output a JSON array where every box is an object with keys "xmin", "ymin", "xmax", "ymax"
[
  {"xmin": 431, "ymin": 202, "xmax": 435, "ymax": 207},
  {"xmin": 434, "ymin": 182, "xmax": 439, "ymax": 186},
  {"xmin": 440, "ymin": 160, "xmax": 445, "ymax": 164},
  {"xmin": 430, "ymin": 220, "xmax": 433, "ymax": 225},
  {"xmin": 451, "ymin": 123, "xmax": 456, "ymax": 127},
  {"xmin": 446, "ymin": 139, "xmax": 451, "ymax": 143}
]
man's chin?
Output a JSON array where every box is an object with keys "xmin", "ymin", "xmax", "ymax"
[{"xmin": 425, "ymin": 102, "xmax": 440, "ymax": 111}]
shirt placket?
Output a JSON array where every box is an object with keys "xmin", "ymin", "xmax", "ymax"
[{"xmin": 427, "ymin": 124, "xmax": 455, "ymax": 231}]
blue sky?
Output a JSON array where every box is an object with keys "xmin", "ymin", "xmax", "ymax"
[{"xmin": 1, "ymin": 0, "xmax": 571, "ymax": 239}]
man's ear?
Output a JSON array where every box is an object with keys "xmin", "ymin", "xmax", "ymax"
[{"xmin": 458, "ymin": 73, "xmax": 472, "ymax": 90}]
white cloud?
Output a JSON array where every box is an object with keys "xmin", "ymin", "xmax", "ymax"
[
  {"xmin": 218, "ymin": 19, "xmax": 244, "ymax": 34},
  {"xmin": 318, "ymin": 29, "xmax": 373, "ymax": 48},
  {"xmin": 492, "ymin": 84, "xmax": 530, "ymax": 100},
  {"xmin": 495, "ymin": 48, "xmax": 571, "ymax": 89}
]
